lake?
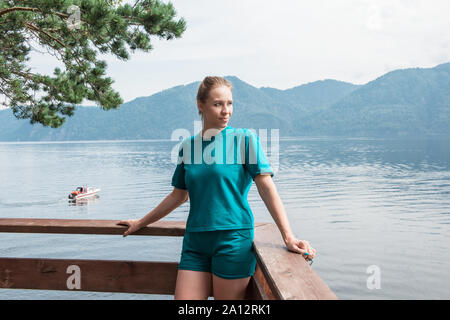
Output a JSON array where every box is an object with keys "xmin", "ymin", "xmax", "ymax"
[{"xmin": 0, "ymin": 137, "xmax": 449, "ymax": 299}]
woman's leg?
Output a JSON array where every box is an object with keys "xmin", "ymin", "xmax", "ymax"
[
  {"xmin": 212, "ymin": 274, "xmax": 251, "ymax": 300},
  {"xmin": 174, "ymin": 269, "xmax": 213, "ymax": 300},
  {"xmin": 211, "ymin": 229, "xmax": 255, "ymax": 299}
]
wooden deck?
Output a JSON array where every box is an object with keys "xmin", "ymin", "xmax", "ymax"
[{"xmin": 0, "ymin": 218, "xmax": 337, "ymax": 300}]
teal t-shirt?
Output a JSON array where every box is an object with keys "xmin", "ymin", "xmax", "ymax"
[{"xmin": 171, "ymin": 126, "xmax": 274, "ymax": 232}]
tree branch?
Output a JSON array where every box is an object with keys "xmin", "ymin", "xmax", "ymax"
[
  {"xmin": 0, "ymin": 7, "xmax": 39, "ymax": 17},
  {"xmin": 24, "ymin": 22, "xmax": 66, "ymax": 48}
]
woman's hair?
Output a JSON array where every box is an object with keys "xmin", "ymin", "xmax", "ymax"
[{"xmin": 196, "ymin": 76, "xmax": 233, "ymax": 118}]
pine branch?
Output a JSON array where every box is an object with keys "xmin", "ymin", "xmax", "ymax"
[
  {"xmin": 0, "ymin": 7, "xmax": 40, "ymax": 17},
  {"xmin": 0, "ymin": 0, "xmax": 186, "ymax": 127}
]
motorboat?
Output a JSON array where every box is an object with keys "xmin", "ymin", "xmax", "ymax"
[{"xmin": 68, "ymin": 186, "xmax": 101, "ymax": 200}]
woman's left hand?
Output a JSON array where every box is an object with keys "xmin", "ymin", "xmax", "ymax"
[{"xmin": 285, "ymin": 237, "xmax": 316, "ymax": 261}]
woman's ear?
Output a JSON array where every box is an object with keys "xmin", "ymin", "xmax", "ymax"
[{"xmin": 197, "ymin": 100, "xmax": 204, "ymax": 115}]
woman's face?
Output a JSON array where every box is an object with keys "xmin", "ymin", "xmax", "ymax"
[{"xmin": 198, "ymin": 85, "xmax": 233, "ymax": 129}]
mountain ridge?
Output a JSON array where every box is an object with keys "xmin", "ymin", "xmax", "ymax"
[{"xmin": 1, "ymin": 62, "xmax": 449, "ymax": 141}]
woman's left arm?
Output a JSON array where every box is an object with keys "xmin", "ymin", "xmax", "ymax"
[{"xmin": 254, "ymin": 174, "xmax": 316, "ymax": 260}]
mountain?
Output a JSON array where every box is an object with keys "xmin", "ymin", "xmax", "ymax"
[
  {"xmin": 261, "ymin": 79, "xmax": 360, "ymax": 110},
  {"xmin": 308, "ymin": 62, "xmax": 450, "ymax": 136},
  {"xmin": 260, "ymin": 79, "xmax": 361, "ymax": 133},
  {"xmin": 0, "ymin": 62, "xmax": 449, "ymax": 141}
]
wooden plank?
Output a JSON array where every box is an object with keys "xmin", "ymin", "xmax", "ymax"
[
  {"xmin": 0, "ymin": 257, "xmax": 178, "ymax": 295},
  {"xmin": 245, "ymin": 263, "xmax": 275, "ymax": 300},
  {"xmin": 0, "ymin": 219, "xmax": 269, "ymax": 237},
  {"xmin": 253, "ymin": 263, "xmax": 276, "ymax": 300},
  {"xmin": 0, "ymin": 218, "xmax": 186, "ymax": 237},
  {"xmin": 253, "ymin": 223, "xmax": 338, "ymax": 300}
]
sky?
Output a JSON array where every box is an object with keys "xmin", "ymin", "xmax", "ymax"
[{"xmin": 2, "ymin": 0, "xmax": 450, "ymax": 108}]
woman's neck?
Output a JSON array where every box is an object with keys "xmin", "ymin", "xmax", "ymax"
[{"xmin": 201, "ymin": 123, "xmax": 227, "ymax": 139}]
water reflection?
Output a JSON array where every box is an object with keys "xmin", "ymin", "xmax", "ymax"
[{"xmin": 68, "ymin": 195, "xmax": 100, "ymax": 206}]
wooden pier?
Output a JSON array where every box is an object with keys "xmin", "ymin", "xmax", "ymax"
[{"xmin": 0, "ymin": 218, "xmax": 337, "ymax": 300}]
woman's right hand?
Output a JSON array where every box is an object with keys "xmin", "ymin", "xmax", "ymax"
[{"xmin": 117, "ymin": 219, "xmax": 143, "ymax": 237}]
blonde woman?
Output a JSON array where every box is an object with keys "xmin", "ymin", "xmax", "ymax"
[{"xmin": 118, "ymin": 76, "xmax": 316, "ymax": 300}]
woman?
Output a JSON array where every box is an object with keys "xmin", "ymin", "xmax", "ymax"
[{"xmin": 118, "ymin": 76, "xmax": 316, "ymax": 300}]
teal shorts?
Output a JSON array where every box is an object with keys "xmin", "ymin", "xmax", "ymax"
[{"xmin": 178, "ymin": 228, "xmax": 256, "ymax": 279}]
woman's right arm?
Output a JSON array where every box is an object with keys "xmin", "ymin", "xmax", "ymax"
[{"xmin": 118, "ymin": 187, "xmax": 188, "ymax": 237}]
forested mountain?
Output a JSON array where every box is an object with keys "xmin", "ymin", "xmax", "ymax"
[
  {"xmin": 307, "ymin": 62, "xmax": 450, "ymax": 136},
  {"xmin": 1, "ymin": 62, "xmax": 449, "ymax": 141}
]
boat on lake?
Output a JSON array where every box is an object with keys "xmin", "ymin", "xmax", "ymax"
[{"xmin": 68, "ymin": 186, "xmax": 101, "ymax": 200}]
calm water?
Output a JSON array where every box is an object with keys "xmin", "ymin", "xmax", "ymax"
[{"xmin": 0, "ymin": 137, "xmax": 449, "ymax": 300}]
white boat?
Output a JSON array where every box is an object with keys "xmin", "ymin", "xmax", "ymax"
[{"xmin": 68, "ymin": 186, "xmax": 101, "ymax": 200}]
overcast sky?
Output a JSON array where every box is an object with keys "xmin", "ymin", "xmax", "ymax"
[{"xmin": 6, "ymin": 0, "xmax": 450, "ymax": 107}]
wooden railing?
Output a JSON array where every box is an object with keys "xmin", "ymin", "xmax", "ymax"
[{"xmin": 0, "ymin": 218, "xmax": 337, "ymax": 300}]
